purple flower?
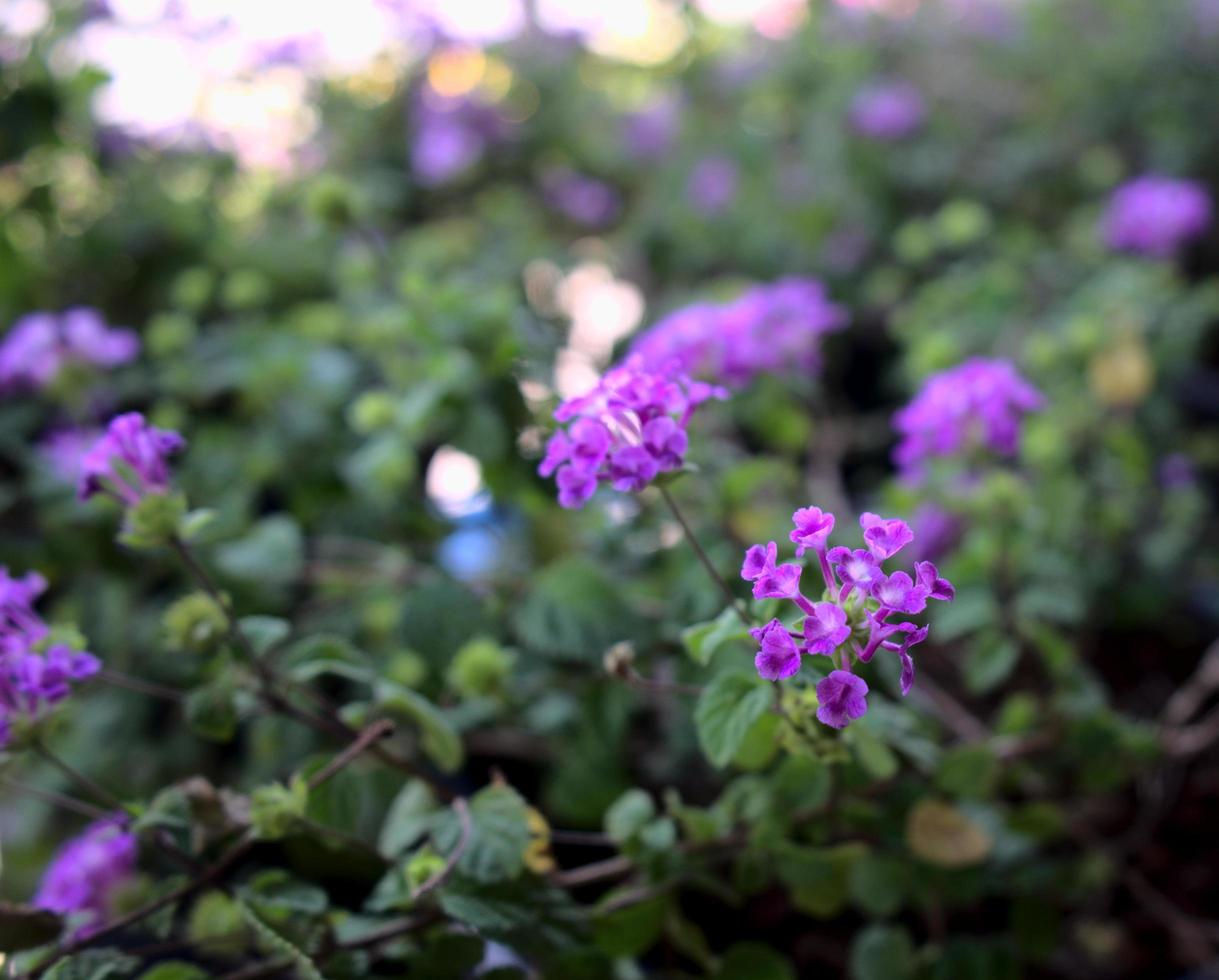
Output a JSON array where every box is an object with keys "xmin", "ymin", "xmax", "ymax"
[
  {"xmin": 35, "ymin": 818, "xmax": 137, "ymax": 938},
  {"xmin": 893, "ymin": 358, "xmax": 1043, "ymax": 480},
  {"xmin": 630, "ymin": 278, "xmax": 847, "ymax": 389},
  {"xmin": 1101, "ymin": 175, "xmax": 1212, "ymax": 258},
  {"xmin": 910, "ymin": 504, "xmax": 963, "ymax": 563},
  {"xmin": 860, "ymin": 512, "xmax": 914, "ymax": 560},
  {"xmin": 740, "ymin": 505, "xmax": 953, "ymax": 725},
  {"xmin": 622, "ymin": 94, "xmax": 681, "ymax": 161},
  {"xmin": 751, "ymin": 619, "xmax": 802, "ymax": 680},
  {"xmin": 412, "ymin": 117, "xmax": 484, "ymax": 186},
  {"xmin": 804, "ymin": 603, "xmax": 850, "ymax": 655},
  {"xmin": 816, "ymin": 670, "xmax": 869, "ymax": 729},
  {"xmin": 849, "ymin": 80, "xmax": 926, "ymax": 141},
  {"xmin": 872, "ymin": 571, "xmax": 928, "ymax": 614},
  {"xmin": 1159, "ymin": 453, "xmax": 1197, "ymax": 490},
  {"xmin": 0, "ymin": 568, "xmax": 97, "ymax": 747},
  {"xmin": 0, "ymin": 308, "xmax": 138, "ymax": 395},
  {"xmin": 539, "ymin": 355, "xmax": 725, "ymax": 509},
  {"xmin": 79, "ymin": 413, "xmax": 185, "ymax": 505},
  {"xmin": 543, "ymin": 170, "xmax": 622, "ymax": 227},
  {"xmin": 686, "ymin": 156, "xmax": 739, "ymax": 215},
  {"xmin": 39, "ymin": 429, "xmax": 102, "ymax": 485}
]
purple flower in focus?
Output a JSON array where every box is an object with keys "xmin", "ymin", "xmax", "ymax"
[
  {"xmin": 686, "ymin": 156, "xmax": 739, "ymax": 215},
  {"xmin": 0, "ymin": 308, "xmax": 138, "ymax": 395},
  {"xmin": 816, "ymin": 670, "xmax": 869, "ymax": 729},
  {"xmin": 539, "ymin": 355, "xmax": 725, "ymax": 509},
  {"xmin": 751, "ymin": 619, "xmax": 802, "ymax": 680},
  {"xmin": 630, "ymin": 278, "xmax": 847, "ymax": 389},
  {"xmin": 1101, "ymin": 175, "xmax": 1212, "ymax": 258},
  {"xmin": 893, "ymin": 358, "xmax": 1043, "ymax": 480},
  {"xmin": 741, "ymin": 507, "xmax": 953, "ymax": 727},
  {"xmin": 35, "ymin": 818, "xmax": 137, "ymax": 938},
  {"xmin": 849, "ymin": 80, "xmax": 926, "ymax": 141},
  {"xmin": 543, "ymin": 170, "xmax": 622, "ymax": 227},
  {"xmin": 78, "ymin": 413, "xmax": 185, "ymax": 505}
]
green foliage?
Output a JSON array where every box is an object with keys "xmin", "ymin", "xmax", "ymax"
[{"xmin": 695, "ymin": 671, "xmax": 775, "ymax": 768}]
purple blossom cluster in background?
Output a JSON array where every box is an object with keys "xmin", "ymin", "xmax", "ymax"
[
  {"xmin": 686, "ymin": 155, "xmax": 740, "ymax": 215},
  {"xmin": 848, "ymin": 80, "xmax": 926, "ymax": 141},
  {"xmin": 741, "ymin": 508, "xmax": 953, "ymax": 728},
  {"xmin": 621, "ymin": 93, "xmax": 681, "ymax": 161},
  {"xmin": 1101, "ymin": 175, "xmax": 1212, "ymax": 258},
  {"xmin": 0, "ymin": 308, "xmax": 138, "ymax": 394},
  {"xmin": 539, "ymin": 355, "xmax": 726, "ymax": 509},
  {"xmin": 631, "ymin": 278, "xmax": 847, "ymax": 388},
  {"xmin": 410, "ymin": 94, "xmax": 509, "ymax": 187},
  {"xmin": 892, "ymin": 358, "xmax": 1042, "ymax": 480},
  {"xmin": 35, "ymin": 817, "xmax": 137, "ymax": 938},
  {"xmin": 541, "ymin": 169, "xmax": 622, "ymax": 228},
  {"xmin": 0, "ymin": 567, "xmax": 99, "ymax": 748},
  {"xmin": 79, "ymin": 413, "xmax": 185, "ymax": 505}
]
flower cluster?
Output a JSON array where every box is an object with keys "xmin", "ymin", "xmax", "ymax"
[
  {"xmin": 0, "ymin": 308, "xmax": 138, "ymax": 394},
  {"xmin": 539, "ymin": 355, "xmax": 725, "ymax": 509},
  {"xmin": 35, "ymin": 817, "xmax": 138, "ymax": 938},
  {"xmin": 849, "ymin": 80, "xmax": 926, "ymax": 141},
  {"xmin": 79, "ymin": 413, "xmax": 185, "ymax": 505},
  {"xmin": 0, "ymin": 568, "xmax": 99, "ymax": 747},
  {"xmin": 686, "ymin": 156, "xmax": 739, "ymax": 215},
  {"xmin": 892, "ymin": 358, "xmax": 1043, "ymax": 480},
  {"xmin": 630, "ymin": 278, "xmax": 847, "ymax": 388},
  {"xmin": 1101, "ymin": 175, "xmax": 1212, "ymax": 258},
  {"xmin": 542, "ymin": 169, "xmax": 622, "ymax": 228},
  {"xmin": 741, "ymin": 508, "xmax": 953, "ymax": 729}
]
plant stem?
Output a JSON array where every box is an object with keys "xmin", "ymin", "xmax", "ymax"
[
  {"xmin": 33, "ymin": 741, "xmax": 129, "ymax": 816},
  {"xmin": 97, "ymin": 668, "xmax": 184, "ymax": 702},
  {"xmin": 0, "ymin": 777, "xmax": 112, "ymax": 821},
  {"xmin": 657, "ymin": 486, "xmax": 751, "ymax": 627}
]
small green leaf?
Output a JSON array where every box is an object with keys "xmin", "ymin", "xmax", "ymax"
[
  {"xmin": 184, "ymin": 678, "xmax": 240, "ymax": 743},
  {"xmin": 283, "ymin": 634, "xmax": 373, "ymax": 684},
  {"xmin": 433, "ymin": 784, "xmax": 532, "ymax": 883},
  {"xmin": 44, "ymin": 949, "xmax": 140, "ymax": 980},
  {"xmin": 594, "ymin": 894, "xmax": 666, "ymax": 957},
  {"xmin": 237, "ymin": 616, "xmax": 291, "ymax": 656},
  {"xmin": 137, "ymin": 963, "xmax": 211, "ymax": 980},
  {"xmin": 849, "ymin": 924, "xmax": 915, "ymax": 980},
  {"xmin": 682, "ymin": 608, "xmax": 752, "ymax": 667},
  {"xmin": 935, "ymin": 746, "xmax": 999, "ymax": 799},
  {"xmin": 249, "ymin": 776, "xmax": 309, "ymax": 840},
  {"xmin": 717, "ymin": 942, "xmax": 796, "ymax": 980},
  {"xmin": 849, "ymin": 855, "xmax": 908, "ymax": 918},
  {"xmin": 215, "ymin": 516, "xmax": 304, "ymax": 588},
  {"xmin": 850, "ymin": 725, "xmax": 899, "ymax": 781},
  {"xmin": 372, "ymin": 681, "xmax": 464, "ymax": 773},
  {"xmin": 177, "ymin": 508, "xmax": 217, "ymax": 543},
  {"xmin": 963, "ymin": 636, "xmax": 1020, "ymax": 694},
  {"xmin": 379, "ymin": 781, "xmax": 438, "ymax": 858},
  {"xmin": 695, "ymin": 672, "xmax": 773, "ymax": 769},
  {"xmin": 604, "ymin": 789, "xmax": 655, "ymax": 844}
]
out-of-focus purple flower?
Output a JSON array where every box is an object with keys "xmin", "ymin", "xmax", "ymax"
[
  {"xmin": 849, "ymin": 80, "xmax": 926, "ymax": 141},
  {"xmin": 0, "ymin": 568, "xmax": 98, "ymax": 748},
  {"xmin": 630, "ymin": 278, "xmax": 847, "ymax": 388},
  {"xmin": 751, "ymin": 619, "xmax": 802, "ymax": 680},
  {"xmin": 1159, "ymin": 453, "xmax": 1197, "ymax": 490},
  {"xmin": 0, "ymin": 308, "xmax": 138, "ymax": 395},
  {"xmin": 78, "ymin": 413, "xmax": 185, "ymax": 505},
  {"xmin": 910, "ymin": 503, "xmax": 963, "ymax": 563},
  {"xmin": 542, "ymin": 170, "xmax": 622, "ymax": 227},
  {"xmin": 893, "ymin": 358, "xmax": 1043, "ymax": 480},
  {"xmin": 686, "ymin": 156, "xmax": 739, "ymax": 215},
  {"xmin": 1101, "ymin": 175, "xmax": 1212, "ymax": 258},
  {"xmin": 622, "ymin": 94, "xmax": 681, "ymax": 161},
  {"xmin": 741, "ymin": 507, "xmax": 953, "ymax": 727},
  {"xmin": 539, "ymin": 355, "xmax": 725, "ymax": 509},
  {"xmin": 816, "ymin": 670, "xmax": 869, "ymax": 729},
  {"xmin": 40, "ymin": 429, "xmax": 103, "ymax": 485},
  {"xmin": 35, "ymin": 818, "xmax": 137, "ymax": 938},
  {"xmin": 412, "ymin": 116, "xmax": 485, "ymax": 185}
]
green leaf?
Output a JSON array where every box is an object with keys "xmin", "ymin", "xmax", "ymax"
[
  {"xmin": 850, "ymin": 925, "xmax": 916, "ymax": 980},
  {"xmin": 372, "ymin": 681, "xmax": 464, "ymax": 773},
  {"xmin": 682, "ymin": 607, "xmax": 752, "ymax": 667},
  {"xmin": 963, "ymin": 636, "xmax": 1020, "ymax": 694},
  {"xmin": 932, "ymin": 590, "xmax": 998, "ymax": 642},
  {"xmin": 184, "ymin": 678, "xmax": 240, "ymax": 743},
  {"xmin": 249, "ymin": 776, "xmax": 310, "ymax": 840},
  {"xmin": 772, "ymin": 755, "xmax": 832, "ymax": 813},
  {"xmin": 849, "ymin": 725, "xmax": 899, "ymax": 781},
  {"xmin": 777, "ymin": 843, "xmax": 866, "ymax": 919},
  {"xmin": 44, "ymin": 949, "xmax": 140, "ymax": 980},
  {"xmin": 732, "ymin": 712, "xmax": 780, "ymax": 770},
  {"xmin": 242, "ymin": 869, "xmax": 329, "ymax": 919},
  {"xmin": 447, "ymin": 637, "xmax": 514, "ymax": 699},
  {"xmin": 434, "ymin": 784, "xmax": 532, "ymax": 883},
  {"xmin": 0, "ymin": 902, "xmax": 62, "ymax": 952},
  {"xmin": 935, "ymin": 746, "xmax": 999, "ymax": 799},
  {"xmin": 695, "ymin": 671, "xmax": 773, "ymax": 768},
  {"xmin": 438, "ymin": 877, "xmax": 586, "ymax": 954},
  {"xmin": 409, "ymin": 932, "xmax": 486, "ymax": 980},
  {"xmin": 283, "ymin": 634, "xmax": 373, "ymax": 684},
  {"xmin": 513, "ymin": 557, "xmax": 636, "ymax": 662},
  {"xmin": 848, "ymin": 855, "xmax": 908, "ymax": 918},
  {"xmin": 137, "ymin": 963, "xmax": 211, "ymax": 980},
  {"xmin": 378, "ymin": 781, "xmax": 438, "ymax": 858},
  {"xmin": 717, "ymin": 942, "xmax": 796, "ymax": 980},
  {"xmin": 214, "ymin": 515, "xmax": 304, "ymax": 587},
  {"xmin": 177, "ymin": 508, "xmax": 217, "ymax": 543},
  {"xmin": 604, "ymin": 789, "xmax": 655, "ymax": 844},
  {"xmin": 237, "ymin": 616, "xmax": 291, "ymax": 656},
  {"xmin": 594, "ymin": 894, "xmax": 666, "ymax": 957}
]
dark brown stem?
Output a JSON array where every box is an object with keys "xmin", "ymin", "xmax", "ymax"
[
  {"xmin": 0, "ymin": 777, "xmax": 112, "ymax": 821},
  {"xmin": 658, "ymin": 486, "xmax": 751, "ymax": 627},
  {"xmin": 97, "ymin": 668, "xmax": 184, "ymax": 702},
  {"xmin": 33, "ymin": 741, "xmax": 129, "ymax": 815},
  {"xmin": 306, "ymin": 719, "xmax": 394, "ymax": 790}
]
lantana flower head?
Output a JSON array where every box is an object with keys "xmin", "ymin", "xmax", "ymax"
[
  {"xmin": 741, "ymin": 509, "xmax": 954, "ymax": 728},
  {"xmin": 35, "ymin": 817, "xmax": 137, "ymax": 938},
  {"xmin": 1101, "ymin": 175, "xmax": 1211, "ymax": 258},
  {"xmin": 849, "ymin": 80, "xmax": 926, "ymax": 141},
  {"xmin": 79, "ymin": 413, "xmax": 185, "ymax": 505},
  {"xmin": 0, "ymin": 308, "xmax": 138, "ymax": 395},
  {"xmin": 892, "ymin": 358, "xmax": 1042, "ymax": 480},
  {"xmin": 0, "ymin": 567, "xmax": 99, "ymax": 748},
  {"xmin": 630, "ymin": 278, "xmax": 847, "ymax": 389},
  {"xmin": 539, "ymin": 355, "xmax": 725, "ymax": 509}
]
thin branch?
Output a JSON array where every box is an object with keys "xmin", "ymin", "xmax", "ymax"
[
  {"xmin": 306, "ymin": 719, "xmax": 395, "ymax": 791},
  {"xmin": 33, "ymin": 741, "xmax": 129, "ymax": 815},
  {"xmin": 622, "ymin": 667, "xmax": 703, "ymax": 698},
  {"xmin": 658, "ymin": 486, "xmax": 751, "ymax": 627},
  {"xmin": 411, "ymin": 798, "xmax": 472, "ymax": 899},
  {"xmin": 550, "ymin": 854, "xmax": 634, "ymax": 889},
  {"xmin": 96, "ymin": 668, "xmax": 184, "ymax": 702},
  {"xmin": 0, "ymin": 777, "xmax": 112, "ymax": 821}
]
